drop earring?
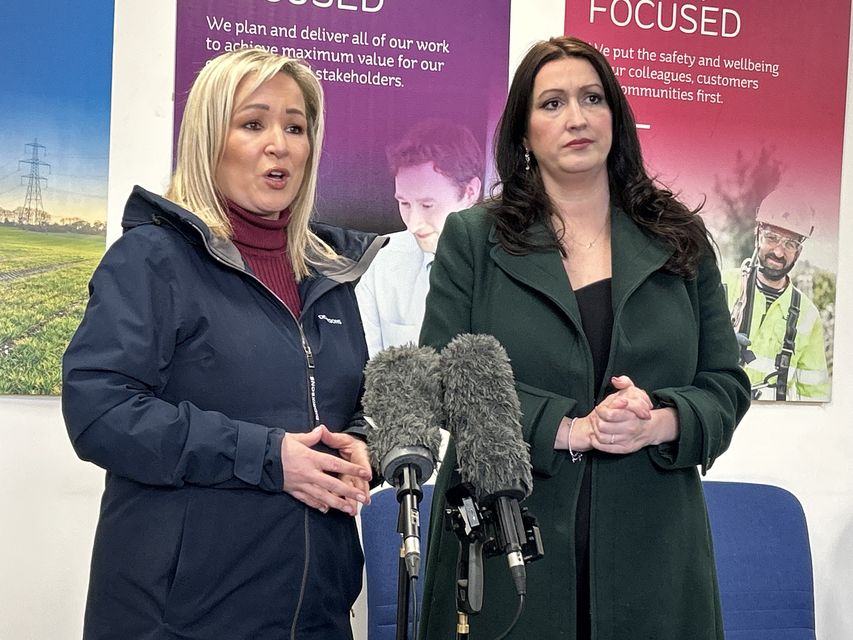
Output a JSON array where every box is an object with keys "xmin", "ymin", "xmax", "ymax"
[{"xmin": 524, "ymin": 148, "xmax": 531, "ymax": 172}]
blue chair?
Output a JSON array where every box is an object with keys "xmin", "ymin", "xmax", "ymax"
[
  {"xmin": 703, "ymin": 481, "xmax": 816, "ymax": 640},
  {"xmin": 361, "ymin": 484, "xmax": 435, "ymax": 640}
]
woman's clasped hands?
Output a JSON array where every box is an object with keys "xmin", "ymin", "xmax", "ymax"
[
  {"xmin": 586, "ymin": 375, "xmax": 653, "ymax": 453},
  {"xmin": 560, "ymin": 375, "xmax": 679, "ymax": 455},
  {"xmin": 281, "ymin": 425, "xmax": 372, "ymax": 515}
]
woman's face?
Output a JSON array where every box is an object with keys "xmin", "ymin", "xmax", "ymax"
[
  {"xmin": 215, "ymin": 72, "xmax": 311, "ymax": 219},
  {"xmin": 524, "ymin": 57, "xmax": 612, "ymax": 188}
]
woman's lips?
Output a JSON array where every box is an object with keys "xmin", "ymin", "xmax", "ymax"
[
  {"xmin": 566, "ymin": 138, "xmax": 593, "ymax": 148},
  {"xmin": 264, "ymin": 169, "xmax": 289, "ymax": 189}
]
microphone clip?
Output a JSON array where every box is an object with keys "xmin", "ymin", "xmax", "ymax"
[
  {"xmin": 444, "ymin": 481, "xmax": 545, "ymax": 616},
  {"xmin": 445, "ymin": 482, "xmax": 544, "ymax": 565}
]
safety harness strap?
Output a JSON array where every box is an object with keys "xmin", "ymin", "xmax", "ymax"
[{"xmin": 774, "ymin": 288, "xmax": 801, "ymax": 401}]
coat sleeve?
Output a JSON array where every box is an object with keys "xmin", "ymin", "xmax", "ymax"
[
  {"xmin": 648, "ymin": 255, "xmax": 751, "ymax": 473},
  {"xmin": 419, "ymin": 213, "xmax": 575, "ymax": 477},
  {"xmin": 62, "ymin": 231, "xmax": 285, "ymax": 492}
]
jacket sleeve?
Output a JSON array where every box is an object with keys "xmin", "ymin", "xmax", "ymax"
[
  {"xmin": 649, "ymin": 256, "xmax": 751, "ymax": 473},
  {"xmin": 419, "ymin": 213, "xmax": 575, "ymax": 477},
  {"xmin": 62, "ymin": 231, "xmax": 285, "ymax": 492}
]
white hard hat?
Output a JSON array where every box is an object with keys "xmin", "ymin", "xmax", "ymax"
[{"xmin": 756, "ymin": 188, "xmax": 815, "ymax": 238}]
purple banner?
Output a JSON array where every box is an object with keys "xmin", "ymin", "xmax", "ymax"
[{"xmin": 175, "ymin": 0, "xmax": 510, "ymax": 232}]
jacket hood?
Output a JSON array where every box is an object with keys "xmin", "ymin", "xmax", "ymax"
[
  {"xmin": 121, "ymin": 185, "xmax": 387, "ymax": 282},
  {"xmin": 122, "ymin": 185, "xmax": 211, "ymax": 237},
  {"xmin": 310, "ymin": 221, "xmax": 387, "ymax": 283}
]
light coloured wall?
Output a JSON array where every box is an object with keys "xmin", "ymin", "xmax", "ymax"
[
  {"xmin": 0, "ymin": 398, "xmax": 101, "ymax": 639},
  {"xmin": 0, "ymin": 0, "xmax": 850, "ymax": 637}
]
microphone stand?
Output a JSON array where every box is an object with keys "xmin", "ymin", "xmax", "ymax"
[
  {"xmin": 455, "ymin": 535, "xmax": 484, "ymax": 639},
  {"xmin": 381, "ymin": 446, "xmax": 434, "ymax": 640},
  {"xmin": 395, "ymin": 526, "xmax": 411, "ymax": 640},
  {"xmin": 395, "ymin": 465, "xmax": 422, "ymax": 640},
  {"xmin": 445, "ymin": 484, "xmax": 485, "ymax": 640}
]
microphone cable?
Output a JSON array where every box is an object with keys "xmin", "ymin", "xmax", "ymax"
[
  {"xmin": 492, "ymin": 593, "xmax": 525, "ymax": 640},
  {"xmin": 409, "ymin": 573, "xmax": 420, "ymax": 640}
]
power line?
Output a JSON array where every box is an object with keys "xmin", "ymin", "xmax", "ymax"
[
  {"xmin": 0, "ymin": 169, "xmax": 23, "ymax": 184},
  {"xmin": 44, "ymin": 187, "xmax": 106, "ymax": 199},
  {"xmin": 0, "ymin": 184, "xmax": 24, "ymax": 197},
  {"xmin": 50, "ymin": 172, "xmax": 109, "ymax": 180},
  {"xmin": 51, "ymin": 153, "xmax": 109, "ymax": 160}
]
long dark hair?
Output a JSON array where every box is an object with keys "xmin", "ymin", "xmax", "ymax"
[{"xmin": 489, "ymin": 36, "xmax": 713, "ymax": 277}]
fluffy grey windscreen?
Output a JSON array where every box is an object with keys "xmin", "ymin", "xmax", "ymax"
[
  {"xmin": 442, "ymin": 334, "xmax": 532, "ymax": 499},
  {"xmin": 362, "ymin": 344, "xmax": 444, "ymax": 470}
]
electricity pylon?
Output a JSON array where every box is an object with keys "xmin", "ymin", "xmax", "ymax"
[{"xmin": 18, "ymin": 139, "xmax": 50, "ymax": 225}]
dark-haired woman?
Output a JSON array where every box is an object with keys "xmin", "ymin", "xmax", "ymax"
[{"xmin": 418, "ymin": 36, "xmax": 750, "ymax": 639}]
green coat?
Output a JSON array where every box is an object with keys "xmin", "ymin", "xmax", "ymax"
[{"xmin": 418, "ymin": 206, "xmax": 751, "ymax": 640}]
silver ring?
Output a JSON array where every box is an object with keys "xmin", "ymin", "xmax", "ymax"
[{"xmin": 610, "ymin": 434, "xmax": 615, "ymax": 445}]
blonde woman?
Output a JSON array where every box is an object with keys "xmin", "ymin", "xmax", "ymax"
[{"xmin": 63, "ymin": 49, "xmax": 385, "ymax": 639}]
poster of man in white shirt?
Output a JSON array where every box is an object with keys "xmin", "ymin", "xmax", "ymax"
[{"xmin": 356, "ymin": 119, "xmax": 483, "ymax": 356}]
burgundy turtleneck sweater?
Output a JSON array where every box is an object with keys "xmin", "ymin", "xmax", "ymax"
[{"xmin": 226, "ymin": 202, "xmax": 302, "ymax": 317}]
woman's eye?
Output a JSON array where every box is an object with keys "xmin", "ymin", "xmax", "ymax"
[
  {"xmin": 242, "ymin": 121, "xmax": 262, "ymax": 131},
  {"xmin": 587, "ymin": 93, "xmax": 604, "ymax": 105},
  {"xmin": 542, "ymin": 99, "xmax": 561, "ymax": 110},
  {"xmin": 286, "ymin": 124, "xmax": 305, "ymax": 135}
]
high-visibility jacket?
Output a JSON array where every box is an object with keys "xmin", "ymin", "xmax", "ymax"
[{"xmin": 723, "ymin": 267, "xmax": 829, "ymax": 401}]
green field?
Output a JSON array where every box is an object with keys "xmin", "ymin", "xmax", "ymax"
[{"xmin": 0, "ymin": 227, "xmax": 104, "ymax": 395}]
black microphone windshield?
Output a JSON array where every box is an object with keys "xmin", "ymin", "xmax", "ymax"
[
  {"xmin": 442, "ymin": 334, "xmax": 532, "ymax": 500},
  {"xmin": 362, "ymin": 344, "xmax": 443, "ymax": 482}
]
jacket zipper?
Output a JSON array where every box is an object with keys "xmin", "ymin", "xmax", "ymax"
[
  {"xmin": 291, "ymin": 509, "xmax": 311, "ymax": 640},
  {"xmin": 172, "ymin": 217, "xmax": 319, "ymax": 638},
  {"xmin": 302, "ymin": 335, "xmax": 320, "ymax": 426},
  {"xmin": 209, "ymin": 249, "xmax": 316, "ymax": 637},
  {"xmin": 291, "ymin": 339, "xmax": 316, "ymax": 640}
]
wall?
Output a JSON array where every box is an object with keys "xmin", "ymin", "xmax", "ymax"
[{"xmin": 0, "ymin": 0, "xmax": 850, "ymax": 637}]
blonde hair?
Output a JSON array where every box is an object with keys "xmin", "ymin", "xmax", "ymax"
[{"xmin": 165, "ymin": 48, "xmax": 338, "ymax": 279}]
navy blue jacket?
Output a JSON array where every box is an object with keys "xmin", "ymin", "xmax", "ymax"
[{"xmin": 62, "ymin": 186, "xmax": 385, "ymax": 640}]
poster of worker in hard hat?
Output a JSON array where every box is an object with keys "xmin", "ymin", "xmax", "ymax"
[
  {"xmin": 562, "ymin": 0, "xmax": 844, "ymax": 403},
  {"xmin": 722, "ymin": 189, "xmax": 830, "ymax": 402}
]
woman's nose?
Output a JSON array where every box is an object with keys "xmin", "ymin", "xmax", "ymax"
[
  {"xmin": 266, "ymin": 128, "xmax": 288, "ymax": 156},
  {"xmin": 564, "ymin": 100, "xmax": 587, "ymax": 129}
]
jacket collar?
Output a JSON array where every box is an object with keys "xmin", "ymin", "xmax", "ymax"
[
  {"xmin": 488, "ymin": 206, "xmax": 673, "ymax": 324},
  {"xmin": 123, "ymin": 186, "xmax": 246, "ymax": 270},
  {"xmin": 309, "ymin": 222, "xmax": 387, "ymax": 283},
  {"xmin": 122, "ymin": 185, "xmax": 386, "ymax": 282}
]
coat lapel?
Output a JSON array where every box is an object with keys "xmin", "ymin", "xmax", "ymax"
[
  {"xmin": 486, "ymin": 208, "xmax": 674, "ymax": 329},
  {"xmin": 609, "ymin": 208, "xmax": 673, "ymax": 316},
  {"xmin": 488, "ymin": 222, "xmax": 583, "ymax": 328}
]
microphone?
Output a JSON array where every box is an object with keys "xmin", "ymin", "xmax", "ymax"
[
  {"xmin": 363, "ymin": 344, "xmax": 443, "ymax": 578},
  {"xmin": 442, "ymin": 334, "xmax": 534, "ymax": 597}
]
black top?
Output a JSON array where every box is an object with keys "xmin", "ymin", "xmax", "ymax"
[
  {"xmin": 575, "ymin": 278, "xmax": 614, "ymax": 394},
  {"xmin": 573, "ymin": 277, "xmax": 613, "ymax": 640}
]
